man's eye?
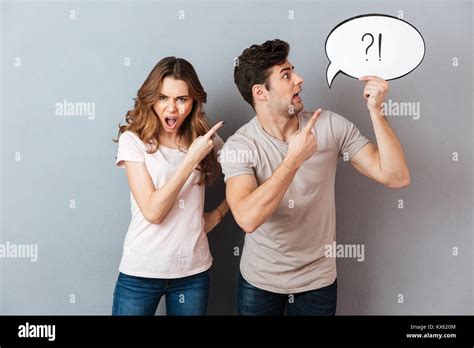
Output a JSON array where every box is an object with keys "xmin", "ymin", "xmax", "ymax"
[{"xmin": 283, "ymin": 73, "xmax": 289, "ymax": 79}]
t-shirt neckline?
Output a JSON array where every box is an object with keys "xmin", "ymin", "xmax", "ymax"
[
  {"xmin": 158, "ymin": 143, "xmax": 186, "ymax": 151},
  {"xmin": 254, "ymin": 112, "xmax": 302, "ymax": 146}
]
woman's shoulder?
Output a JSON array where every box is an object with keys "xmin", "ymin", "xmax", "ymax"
[
  {"xmin": 119, "ymin": 130, "xmax": 152, "ymax": 151},
  {"xmin": 120, "ymin": 130, "xmax": 141, "ymax": 142}
]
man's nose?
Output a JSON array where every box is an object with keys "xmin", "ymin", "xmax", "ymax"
[{"xmin": 294, "ymin": 73, "xmax": 304, "ymax": 86}]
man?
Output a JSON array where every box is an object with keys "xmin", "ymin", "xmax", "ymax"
[{"xmin": 220, "ymin": 39, "xmax": 410, "ymax": 315}]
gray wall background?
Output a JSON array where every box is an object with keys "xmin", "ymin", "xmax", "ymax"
[{"xmin": 0, "ymin": 0, "xmax": 472, "ymax": 315}]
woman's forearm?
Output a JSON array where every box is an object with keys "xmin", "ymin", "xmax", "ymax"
[{"xmin": 146, "ymin": 159, "xmax": 196, "ymax": 224}]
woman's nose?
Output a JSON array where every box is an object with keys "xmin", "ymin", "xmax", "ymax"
[{"xmin": 166, "ymin": 99, "xmax": 177, "ymax": 112}]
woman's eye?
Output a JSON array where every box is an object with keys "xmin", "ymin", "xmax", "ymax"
[
  {"xmin": 177, "ymin": 98, "xmax": 187, "ymax": 103},
  {"xmin": 159, "ymin": 96, "xmax": 168, "ymax": 101},
  {"xmin": 283, "ymin": 73, "xmax": 289, "ymax": 79}
]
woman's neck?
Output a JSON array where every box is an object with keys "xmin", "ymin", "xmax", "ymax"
[{"xmin": 158, "ymin": 130, "xmax": 188, "ymax": 149}]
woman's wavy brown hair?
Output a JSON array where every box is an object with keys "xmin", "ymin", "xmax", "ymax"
[{"xmin": 114, "ymin": 57, "xmax": 220, "ymax": 186}]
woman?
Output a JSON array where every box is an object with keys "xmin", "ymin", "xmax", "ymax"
[{"xmin": 112, "ymin": 57, "xmax": 229, "ymax": 316}]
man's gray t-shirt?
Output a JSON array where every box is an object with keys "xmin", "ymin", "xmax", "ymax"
[{"xmin": 220, "ymin": 110, "xmax": 370, "ymax": 294}]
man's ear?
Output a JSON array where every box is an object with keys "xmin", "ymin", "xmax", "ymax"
[{"xmin": 252, "ymin": 84, "xmax": 268, "ymax": 103}]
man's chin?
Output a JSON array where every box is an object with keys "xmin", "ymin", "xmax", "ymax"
[{"xmin": 289, "ymin": 102, "xmax": 304, "ymax": 116}]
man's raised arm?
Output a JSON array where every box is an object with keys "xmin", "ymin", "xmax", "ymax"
[{"xmin": 226, "ymin": 110, "xmax": 321, "ymax": 233}]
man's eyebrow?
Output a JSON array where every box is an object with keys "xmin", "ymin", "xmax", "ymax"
[{"xmin": 279, "ymin": 65, "xmax": 295, "ymax": 74}]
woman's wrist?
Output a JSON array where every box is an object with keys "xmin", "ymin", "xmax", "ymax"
[
  {"xmin": 215, "ymin": 207, "xmax": 224, "ymax": 222},
  {"xmin": 181, "ymin": 155, "xmax": 199, "ymax": 174}
]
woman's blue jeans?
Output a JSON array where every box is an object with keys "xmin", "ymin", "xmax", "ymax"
[{"xmin": 112, "ymin": 270, "xmax": 209, "ymax": 316}]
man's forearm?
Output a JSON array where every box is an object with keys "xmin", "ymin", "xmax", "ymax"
[
  {"xmin": 238, "ymin": 157, "xmax": 299, "ymax": 232},
  {"xmin": 370, "ymin": 110, "xmax": 410, "ymax": 185}
]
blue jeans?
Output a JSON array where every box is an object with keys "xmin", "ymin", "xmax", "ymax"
[
  {"xmin": 112, "ymin": 270, "xmax": 209, "ymax": 316},
  {"xmin": 237, "ymin": 272, "xmax": 337, "ymax": 315}
]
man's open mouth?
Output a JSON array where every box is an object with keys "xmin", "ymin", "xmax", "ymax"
[{"xmin": 293, "ymin": 88, "xmax": 302, "ymax": 100}]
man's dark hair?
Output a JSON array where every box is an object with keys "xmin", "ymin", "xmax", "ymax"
[{"xmin": 234, "ymin": 39, "xmax": 290, "ymax": 109}]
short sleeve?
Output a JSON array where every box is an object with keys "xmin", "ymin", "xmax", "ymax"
[
  {"xmin": 115, "ymin": 131, "xmax": 146, "ymax": 168},
  {"xmin": 220, "ymin": 135, "xmax": 256, "ymax": 182},
  {"xmin": 329, "ymin": 111, "xmax": 370, "ymax": 160}
]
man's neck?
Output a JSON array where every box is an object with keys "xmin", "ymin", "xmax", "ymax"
[{"xmin": 256, "ymin": 110, "xmax": 299, "ymax": 143}]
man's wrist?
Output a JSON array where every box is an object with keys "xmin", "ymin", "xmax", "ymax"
[
  {"xmin": 369, "ymin": 107, "xmax": 387, "ymax": 121},
  {"xmin": 283, "ymin": 154, "xmax": 301, "ymax": 170}
]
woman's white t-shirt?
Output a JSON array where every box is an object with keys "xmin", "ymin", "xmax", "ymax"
[{"xmin": 115, "ymin": 130, "xmax": 224, "ymax": 279}]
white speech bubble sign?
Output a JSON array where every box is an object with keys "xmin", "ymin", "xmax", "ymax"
[{"xmin": 325, "ymin": 14, "xmax": 425, "ymax": 88}]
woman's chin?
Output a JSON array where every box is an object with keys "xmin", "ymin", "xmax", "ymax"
[{"xmin": 162, "ymin": 127, "xmax": 177, "ymax": 133}]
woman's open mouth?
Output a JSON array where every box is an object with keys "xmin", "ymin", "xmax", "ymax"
[{"xmin": 164, "ymin": 117, "xmax": 178, "ymax": 129}]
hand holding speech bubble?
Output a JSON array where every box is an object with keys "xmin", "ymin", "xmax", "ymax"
[{"xmin": 325, "ymin": 14, "xmax": 425, "ymax": 88}]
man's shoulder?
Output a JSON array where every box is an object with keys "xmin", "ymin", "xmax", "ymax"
[{"xmin": 223, "ymin": 117, "xmax": 259, "ymax": 148}]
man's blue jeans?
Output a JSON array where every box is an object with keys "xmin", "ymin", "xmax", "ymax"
[
  {"xmin": 237, "ymin": 272, "xmax": 337, "ymax": 315},
  {"xmin": 112, "ymin": 270, "xmax": 209, "ymax": 316}
]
